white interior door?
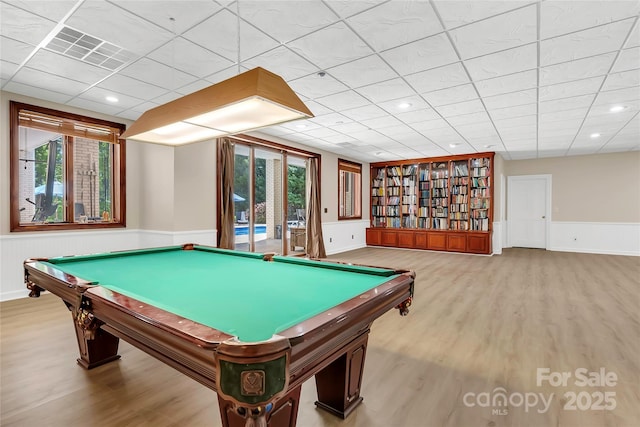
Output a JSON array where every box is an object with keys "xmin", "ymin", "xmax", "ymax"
[{"xmin": 508, "ymin": 175, "xmax": 550, "ymax": 249}]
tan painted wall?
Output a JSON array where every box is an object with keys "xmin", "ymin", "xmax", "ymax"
[
  {"xmin": 173, "ymin": 141, "xmax": 216, "ymax": 231},
  {"xmin": 505, "ymin": 152, "xmax": 640, "ymax": 222}
]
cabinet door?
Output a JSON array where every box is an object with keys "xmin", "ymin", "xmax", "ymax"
[
  {"xmin": 381, "ymin": 230, "xmax": 398, "ymax": 246},
  {"xmin": 427, "ymin": 232, "xmax": 447, "ymax": 250},
  {"xmin": 366, "ymin": 228, "xmax": 381, "ymax": 246},
  {"xmin": 415, "ymin": 232, "xmax": 428, "ymax": 249},
  {"xmin": 447, "ymin": 233, "xmax": 466, "ymax": 252},
  {"xmin": 397, "ymin": 231, "xmax": 415, "ymax": 248},
  {"xmin": 467, "ymin": 233, "xmax": 490, "ymax": 254}
]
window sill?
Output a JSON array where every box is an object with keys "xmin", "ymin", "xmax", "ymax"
[{"xmin": 10, "ymin": 222, "xmax": 126, "ymax": 232}]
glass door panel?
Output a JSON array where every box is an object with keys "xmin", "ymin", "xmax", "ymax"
[
  {"xmin": 287, "ymin": 156, "xmax": 306, "ymax": 255},
  {"xmin": 233, "ymin": 145, "xmax": 250, "ymax": 252},
  {"xmin": 254, "ymin": 148, "xmax": 283, "ymax": 254}
]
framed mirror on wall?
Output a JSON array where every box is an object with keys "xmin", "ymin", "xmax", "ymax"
[{"xmin": 338, "ymin": 158, "xmax": 362, "ymax": 220}]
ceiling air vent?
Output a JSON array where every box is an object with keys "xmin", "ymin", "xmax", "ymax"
[{"xmin": 45, "ymin": 26, "xmax": 135, "ymax": 71}]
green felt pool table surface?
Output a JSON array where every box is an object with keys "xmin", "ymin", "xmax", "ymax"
[{"xmin": 43, "ymin": 245, "xmax": 400, "ymax": 342}]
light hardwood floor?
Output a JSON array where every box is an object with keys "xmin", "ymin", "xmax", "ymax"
[{"xmin": 1, "ymin": 247, "xmax": 639, "ymax": 426}]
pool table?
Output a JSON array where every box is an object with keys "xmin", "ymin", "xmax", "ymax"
[{"xmin": 24, "ymin": 244, "xmax": 414, "ymax": 427}]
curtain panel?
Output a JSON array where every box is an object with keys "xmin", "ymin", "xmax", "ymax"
[
  {"xmin": 218, "ymin": 138, "xmax": 235, "ymax": 249},
  {"xmin": 305, "ymin": 157, "xmax": 326, "ymax": 258}
]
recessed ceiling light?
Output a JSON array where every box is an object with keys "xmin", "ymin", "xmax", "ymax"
[
  {"xmin": 590, "ymin": 133, "xmax": 601, "ymax": 138},
  {"xmin": 484, "ymin": 144, "xmax": 494, "ymax": 148},
  {"xmin": 296, "ymin": 124, "xmax": 307, "ymax": 129},
  {"xmin": 449, "ymin": 143, "xmax": 459, "ymax": 148},
  {"xmin": 106, "ymin": 95, "xmax": 119, "ymax": 103},
  {"xmin": 609, "ymin": 105, "xmax": 627, "ymax": 113},
  {"xmin": 397, "ymin": 102, "xmax": 411, "ymax": 109}
]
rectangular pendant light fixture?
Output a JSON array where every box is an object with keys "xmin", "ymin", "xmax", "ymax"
[{"xmin": 121, "ymin": 67, "xmax": 313, "ymax": 145}]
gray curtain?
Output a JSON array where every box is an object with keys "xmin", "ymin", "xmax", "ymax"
[
  {"xmin": 305, "ymin": 157, "xmax": 326, "ymax": 258},
  {"xmin": 218, "ymin": 138, "xmax": 235, "ymax": 249}
]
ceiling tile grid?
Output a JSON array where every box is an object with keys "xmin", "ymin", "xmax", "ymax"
[{"xmin": 0, "ymin": 0, "xmax": 638, "ymax": 162}]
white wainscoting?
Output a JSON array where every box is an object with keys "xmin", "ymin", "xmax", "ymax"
[
  {"xmin": 321, "ymin": 220, "xmax": 369, "ymax": 255},
  {"xmin": 549, "ymin": 222, "xmax": 640, "ymax": 256},
  {"xmin": 502, "ymin": 221, "xmax": 640, "ymax": 256},
  {"xmin": 492, "ymin": 221, "xmax": 503, "ymax": 255},
  {"xmin": 0, "ymin": 229, "xmax": 218, "ymax": 301}
]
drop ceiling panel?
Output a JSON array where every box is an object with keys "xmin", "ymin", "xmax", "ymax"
[
  {"xmin": 433, "ymin": 0, "xmax": 528, "ymax": 28},
  {"xmin": 356, "ymin": 78, "xmax": 416, "ymax": 103},
  {"xmin": 539, "ymin": 94, "xmax": 596, "ymax": 113},
  {"xmin": 464, "ymin": 43, "xmax": 537, "ymax": 81},
  {"xmin": 450, "ymin": 5, "xmax": 537, "ymax": 59},
  {"xmin": 240, "ymin": 1, "xmax": 338, "ymax": 43},
  {"xmin": 540, "ymin": 0, "xmax": 640, "ymax": 39},
  {"xmin": 601, "ymin": 69, "xmax": 640, "ymax": 91},
  {"xmin": 346, "ymin": 1, "xmax": 442, "ymax": 51},
  {"xmin": 327, "ymin": 54, "xmax": 398, "ymax": 88},
  {"xmin": 99, "ymin": 74, "xmax": 167, "ymax": 99},
  {"xmin": 287, "ymin": 21, "xmax": 373, "ymax": 69},
  {"xmin": 423, "ymin": 84, "xmax": 478, "ymax": 107},
  {"xmin": 289, "ymin": 73, "xmax": 348, "ymax": 99},
  {"xmin": 340, "ymin": 104, "xmax": 388, "ymax": 121},
  {"xmin": 475, "ymin": 69, "xmax": 537, "ymax": 97},
  {"xmin": 309, "ymin": 112, "xmax": 352, "ymax": 127},
  {"xmin": 148, "ymin": 38, "xmax": 233, "ymax": 78},
  {"xmin": 115, "ymin": 1, "xmax": 221, "ymax": 34},
  {"xmin": 483, "ymin": 89, "xmax": 537, "ymax": 110},
  {"xmin": 243, "ymin": 47, "xmax": 318, "ymax": 81},
  {"xmin": 396, "ymin": 108, "xmax": 442, "ymax": 124},
  {"xmin": 316, "ymin": 90, "xmax": 371, "ymax": 111},
  {"xmin": 612, "ymin": 47, "xmax": 640, "ymax": 73},
  {"xmin": 539, "ymin": 52, "xmax": 617, "ymax": 86},
  {"xmin": 540, "ymin": 19, "xmax": 635, "ymax": 66},
  {"xmin": 120, "ymin": 57, "xmax": 197, "ymax": 90},
  {"xmin": 12, "ymin": 66, "xmax": 88, "ymax": 95},
  {"xmin": 24, "ymin": 49, "xmax": 112, "ymax": 85},
  {"xmin": 380, "ymin": 33, "xmax": 458, "ymax": 75},
  {"xmin": 325, "ymin": 0, "xmax": 384, "ymax": 19},
  {"xmin": 539, "ymin": 76, "xmax": 605, "ymax": 101},
  {"xmin": 3, "ymin": 80, "xmax": 72, "ymax": 104},
  {"xmin": 1, "ymin": 36, "xmax": 34, "ymax": 64},
  {"xmin": 436, "ymin": 99, "xmax": 486, "ymax": 117},
  {"xmin": 0, "ymin": 2, "xmax": 56, "ymax": 45},
  {"xmin": 405, "ymin": 62, "xmax": 470, "ymax": 94},
  {"xmin": 77, "ymin": 86, "xmax": 143, "ymax": 110},
  {"xmin": 377, "ymin": 95, "xmax": 431, "ymax": 114},
  {"xmin": 488, "ymin": 103, "xmax": 537, "ymax": 120},
  {"xmin": 183, "ymin": 10, "xmax": 278, "ymax": 62}
]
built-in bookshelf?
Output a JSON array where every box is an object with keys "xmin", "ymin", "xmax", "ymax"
[
  {"xmin": 366, "ymin": 152, "xmax": 494, "ymax": 254},
  {"xmin": 371, "ymin": 166, "xmax": 385, "ymax": 228},
  {"xmin": 470, "ymin": 157, "xmax": 491, "ymax": 232},
  {"xmin": 450, "ymin": 160, "xmax": 469, "ymax": 231},
  {"xmin": 431, "ymin": 162, "xmax": 449, "ymax": 230},
  {"xmin": 401, "ymin": 165, "xmax": 417, "ymax": 228},
  {"xmin": 386, "ymin": 166, "xmax": 401, "ymax": 228}
]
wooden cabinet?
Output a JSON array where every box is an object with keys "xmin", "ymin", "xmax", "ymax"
[{"xmin": 366, "ymin": 153, "xmax": 494, "ymax": 255}]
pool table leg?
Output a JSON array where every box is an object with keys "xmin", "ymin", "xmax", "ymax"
[
  {"xmin": 65, "ymin": 301, "xmax": 121, "ymax": 369},
  {"xmin": 217, "ymin": 386, "xmax": 301, "ymax": 427},
  {"xmin": 314, "ymin": 331, "xmax": 369, "ymax": 418}
]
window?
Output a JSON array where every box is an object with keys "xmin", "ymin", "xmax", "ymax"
[
  {"xmin": 10, "ymin": 101, "xmax": 126, "ymax": 231},
  {"xmin": 338, "ymin": 158, "xmax": 362, "ymax": 220}
]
